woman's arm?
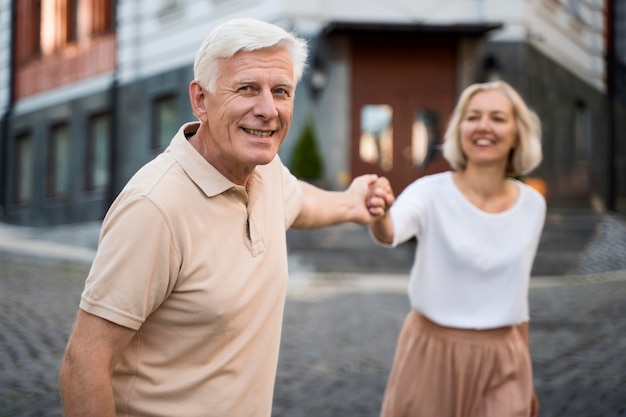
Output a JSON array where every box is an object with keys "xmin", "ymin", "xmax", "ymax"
[{"xmin": 369, "ymin": 211, "xmax": 394, "ymax": 245}]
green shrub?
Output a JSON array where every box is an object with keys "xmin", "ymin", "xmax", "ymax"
[{"xmin": 290, "ymin": 118, "xmax": 324, "ymax": 181}]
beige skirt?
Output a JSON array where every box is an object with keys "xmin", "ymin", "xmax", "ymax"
[{"xmin": 380, "ymin": 311, "xmax": 533, "ymax": 417}]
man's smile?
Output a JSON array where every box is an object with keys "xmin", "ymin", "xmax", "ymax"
[{"xmin": 243, "ymin": 128, "xmax": 274, "ymax": 138}]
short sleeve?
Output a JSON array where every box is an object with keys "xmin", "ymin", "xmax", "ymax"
[
  {"xmin": 80, "ymin": 196, "xmax": 180, "ymax": 330},
  {"xmin": 389, "ymin": 177, "xmax": 433, "ymax": 246}
]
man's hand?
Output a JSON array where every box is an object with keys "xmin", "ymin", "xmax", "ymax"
[
  {"xmin": 366, "ymin": 176, "xmax": 395, "ymax": 219},
  {"xmin": 343, "ymin": 174, "xmax": 381, "ymax": 225},
  {"xmin": 343, "ymin": 174, "xmax": 395, "ymax": 224}
]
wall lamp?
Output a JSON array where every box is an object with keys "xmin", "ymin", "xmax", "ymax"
[
  {"xmin": 309, "ymin": 53, "xmax": 328, "ymax": 101},
  {"xmin": 483, "ymin": 55, "xmax": 503, "ymax": 82}
]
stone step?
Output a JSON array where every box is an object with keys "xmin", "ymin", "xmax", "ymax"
[{"xmin": 287, "ymin": 209, "xmax": 607, "ymax": 276}]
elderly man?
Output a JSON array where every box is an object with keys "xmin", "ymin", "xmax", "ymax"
[{"xmin": 59, "ymin": 18, "xmax": 392, "ymax": 417}]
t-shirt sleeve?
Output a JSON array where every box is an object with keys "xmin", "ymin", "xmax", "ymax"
[
  {"xmin": 80, "ymin": 196, "xmax": 180, "ymax": 330},
  {"xmin": 389, "ymin": 178, "xmax": 431, "ymax": 246},
  {"xmin": 525, "ymin": 182, "xmax": 547, "ymax": 244}
]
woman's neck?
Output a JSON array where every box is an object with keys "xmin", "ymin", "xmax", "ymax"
[
  {"xmin": 452, "ymin": 165, "xmax": 518, "ymax": 213},
  {"xmin": 455, "ymin": 164, "xmax": 507, "ymax": 193}
]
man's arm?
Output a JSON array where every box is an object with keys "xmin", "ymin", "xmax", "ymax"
[
  {"xmin": 59, "ymin": 310, "xmax": 136, "ymax": 417},
  {"xmin": 291, "ymin": 174, "xmax": 391, "ymax": 230}
]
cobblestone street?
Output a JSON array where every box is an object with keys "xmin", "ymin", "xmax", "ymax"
[
  {"xmin": 0, "ymin": 254, "xmax": 84, "ymax": 417},
  {"xmin": 1, "ymin": 251, "xmax": 625, "ymax": 416}
]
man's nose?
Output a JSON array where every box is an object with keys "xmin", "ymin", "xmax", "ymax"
[{"xmin": 254, "ymin": 90, "xmax": 279, "ymax": 119}]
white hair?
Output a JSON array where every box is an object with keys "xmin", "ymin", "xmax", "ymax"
[{"xmin": 193, "ymin": 18, "xmax": 308, "ymax": 93}]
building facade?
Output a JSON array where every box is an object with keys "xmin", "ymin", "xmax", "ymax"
[{"xmin": 0, "ymin": 0, "xmax": 623, "ymax": 226}]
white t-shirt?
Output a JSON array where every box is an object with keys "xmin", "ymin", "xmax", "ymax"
[{"xmin": 384, "ymin": 171, "xmax": 546, "ymax": 329}]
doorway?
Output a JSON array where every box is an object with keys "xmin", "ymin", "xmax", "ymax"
[{"xmin": 350, "ymin": 35, "xmax": 457, "ymax": 193}]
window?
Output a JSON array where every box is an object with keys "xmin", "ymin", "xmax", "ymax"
[
  {"xmin": 13, "ymin": 132, "xmax": 34, "ymax": 204},
  {"xmin": 47, "ymin": 123, "xmax": 71, "ymax": 198},
  {"xmin": 152, "ymin": 94, "xmax": 179, "ymax": 150},
  {"xmin": 15, "ymin": 0, "xmax": 42, "ymax": 65},
  {"xmin": 411, "ymin": 109, "xmax": 439, "ymax": 167},
  {"xmin": 41, "ymin": 0, "xmax": 78, "ymax": 54},
  {"xmin": 573, "ymin": 100, "xmax": 591, "ymax": 162},
  {"xmin": 359, "ymin": 104, "xmax": 393, "ymax": 171},
  {"xmin": 88, "ymin": 0, "xmax": 114, "ymax": 36},
  {"xmin": 85, "ymin": 113, "xmax": 111, "ymax": 192},
  {"xmin": 17, "ymin": 0, "xmax": 113, "ymax": 63}
]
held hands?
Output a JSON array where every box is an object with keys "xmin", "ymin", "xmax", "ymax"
[
  {"xmin": 346, "ymin": 174, "xmax": 395, "ymax": 224},
  {"xmin": 367, "ymin": 176, "xmax": 395, "ymax": 219},
  {"xmin": 366, "ymin": 176, "xmax": 396, "ymax": 245}
]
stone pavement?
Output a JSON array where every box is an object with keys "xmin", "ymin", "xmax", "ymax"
[
  {"xmin": 276, "ymin": 272, "xmax": 626, "ymax": 417},
  {"xmin": 0, "ymin": 209, "xmax": 625, "ymax": 416}
]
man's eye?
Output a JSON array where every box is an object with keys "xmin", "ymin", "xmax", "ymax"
[{"xmin": 274, "ymin": 88, "xmax": 290, "ymax": 96}]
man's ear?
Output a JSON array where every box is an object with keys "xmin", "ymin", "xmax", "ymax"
[{"xmin": 189, "ymin": 81, "xmax": 207, "ymax": 121}]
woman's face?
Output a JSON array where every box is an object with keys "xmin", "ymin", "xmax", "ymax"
[{"xmin": 459, "ymin": 90, "xmax": 518, "ymax": 170}]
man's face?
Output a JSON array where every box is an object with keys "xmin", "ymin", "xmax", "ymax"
[{"xmin": 194, "ymin": 47, "xmax": 295, "ymax": 184}]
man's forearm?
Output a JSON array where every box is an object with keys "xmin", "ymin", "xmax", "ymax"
[
  {"xmin": 60, "ymin": 363, "xmax": 117, "ymax": 417},
  {"xmin": 292, "ymin": 181, "xmax": 360, "ymax": 230}
]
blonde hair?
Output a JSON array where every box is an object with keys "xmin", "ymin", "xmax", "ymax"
[
  {"xmin": 193, "ymin": 18, "xmax": 308, "ymax": 94},
  {"xmin": 442, "ymin": 81, "xmax": 542, "ymax": 175}
]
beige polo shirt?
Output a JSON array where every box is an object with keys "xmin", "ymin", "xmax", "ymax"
[{"xmin": 80, "ymin": 122, "xmax": 304, "ymax": 417}]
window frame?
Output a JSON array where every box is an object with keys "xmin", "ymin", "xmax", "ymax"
[
  {"xmin": 85, "ymin": 112, "xmax": 111, "ymax": 193},
  {"xmin": 151, "ymin": 93, "xmax": 179, "ymax": 151},
  {"xmin": 46, "ymin": 122, "xmax": 71, "ymax": 200},
  {"xmin": 12, "ymin": 131, "xmax": 34, "ymax": 206}
]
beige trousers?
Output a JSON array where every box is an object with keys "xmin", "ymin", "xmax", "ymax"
[{"xmin": 380, "ymin": 311, "xmax": 533, "ymax": 417}]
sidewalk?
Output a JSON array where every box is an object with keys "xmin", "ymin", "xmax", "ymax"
[
  {"xmin": 0, "ymin": 208, "xmax": 625, "ymax": 276},
  {"xmin": 0, "ymin": 220, "xmax": 99, "ymax": 265}
]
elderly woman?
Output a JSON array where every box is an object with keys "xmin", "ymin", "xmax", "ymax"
[{"xmin": 370, "ymin": 80, "xmax": 544, "ymax": 417}]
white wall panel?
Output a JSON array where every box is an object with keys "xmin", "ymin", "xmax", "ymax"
[
  {"xmin": 115, "ymin": 0, "xmax": 606, "ymax": 89},
  {"xmin": 116, "ymin": 0, "xmax": 286, "ymax": 84},
  {"xmin": 526, "ymin": 0, "xmax": 605, "ymax": 89}
]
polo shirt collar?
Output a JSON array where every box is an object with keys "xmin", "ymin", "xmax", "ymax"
[{"xmin": 168, "ymin": 122, "xmax": 237, "ymax": 198}]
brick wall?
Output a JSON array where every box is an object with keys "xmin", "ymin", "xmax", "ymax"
[{"xmin": 14, "ymin": 34, "xmax": 116, "ymax": 99}]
